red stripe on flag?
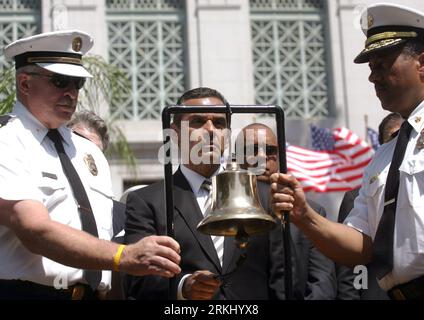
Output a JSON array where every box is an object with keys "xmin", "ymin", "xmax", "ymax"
[{"xmin": 287, "ymin": 127, "xmax": 374, "ymax": 192}]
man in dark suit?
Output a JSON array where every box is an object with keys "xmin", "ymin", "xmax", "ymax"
[
  {"xmin": 237, "ymin": 123, "xmax": 336, "ymax": 299},
  {"xmin": 125, "ymin": 91, "xmax": 335, "ymax": 300},
  {"xmin": 336, "ymin": 188, "xmax": 388, "ymax": 300},
  {"xmin": 125, "ymin": 87, "xmax": 286, "ymax": 300}
]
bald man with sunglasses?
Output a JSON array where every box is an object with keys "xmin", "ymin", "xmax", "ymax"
[
  {"xmin": 235, "ymin": 123, "xmax": 336, "ymax": 299},
  {"xmin": 0, "ymin": 30, "xmax": 180, "ymax": 300},
  {"xmin": 237, "ymin": 123, "xmax": 279, "ymax": 183}
]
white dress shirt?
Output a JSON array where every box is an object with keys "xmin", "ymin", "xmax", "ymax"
[
  {"xmin": 0, "ymin": 101, "xmax": 114, "ymax": 290},
  {"xmin": 176, "ymin": 164, "xmax": 223, "ymax": 299},
  {"xmin": 345, "ymin": 100, "xmax": 424, "ymax": 291}
]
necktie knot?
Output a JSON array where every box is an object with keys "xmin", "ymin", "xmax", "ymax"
[
  {"xmin": 201, "ymin": 179, "xmax": 212, "ymax": 193},
  {"xmin": 399, "ymin": 120, "xmax": 413, "ymax": 138},
  {"xmin": 47, "ymin": 129, "xmax": 63, "ymax": 146},
  {"xmin": 201, "ymin": 179, "xmax": 213, "ymax": 217}
]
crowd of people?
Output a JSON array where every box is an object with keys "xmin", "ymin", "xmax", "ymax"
[{"xmin": 1, "ymin": 2, "xmax": 424, "ymax": 300}]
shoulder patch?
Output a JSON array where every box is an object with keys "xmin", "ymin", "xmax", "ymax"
[{"xmin": 0, "ymin": 115, "xmax": 12, "ymax": 128}]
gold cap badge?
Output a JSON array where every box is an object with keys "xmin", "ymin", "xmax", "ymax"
[
  {"xmin": 84, "ymin": 154, "xmax": 98, "ymax": 176},
  {"xmin": 72, "ymin": 37, "xmax": 83, "ymax": 52}
]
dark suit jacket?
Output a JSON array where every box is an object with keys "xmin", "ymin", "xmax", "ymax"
[
  {"xmin": 124, "ymin": 169, "xmax": 335, "ymax": 300},
  {"xmin": 256, "ymin": 184, "xmax": 336, "ymax": 300},
  {"xmin": 336, "ymin": 189, "xmax": 389, "ymax": 300},
  {"xmin": 105, "ymin": 200, "xmax": 128, "ymax": 300},
  {"xmin": 112, "ymin": 200, "xmax": 126, "ymax": 244}
]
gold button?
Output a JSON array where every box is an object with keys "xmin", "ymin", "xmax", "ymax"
[{"xmin": 71, "ymin": 285, "xmax": 86, "ymax": 300}]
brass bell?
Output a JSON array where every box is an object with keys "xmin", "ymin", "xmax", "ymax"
[{"xmin": 197, "ymin": 161, "xmax": 277, "ymax": 248}]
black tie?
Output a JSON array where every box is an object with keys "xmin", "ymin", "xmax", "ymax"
[
  {"xmin": 47, "ymin": 129, "xmax": 101, "ymax": 290},
  {"xmin": 372, "ymin": 120, "xmax": 412, "ymax": 280}
]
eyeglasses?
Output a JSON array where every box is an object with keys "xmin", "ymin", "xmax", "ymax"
[
  {"xmin": 244, "ymin": 144, "xmax": 278, "ymax": 157},
  {"xmin": 26, "ymin": 72, "xmax": 86, "ymax": 90}
]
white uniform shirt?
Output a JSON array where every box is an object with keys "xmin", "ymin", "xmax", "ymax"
[
  {"xmin": 345, "ymin": 101, "xmax": 424, "ymax": 291},
  {"xmin": 0, "ymin": 101, "xmax": 114, "ymax": 290}
]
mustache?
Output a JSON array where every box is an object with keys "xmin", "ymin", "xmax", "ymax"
[
  {"xmin": 374, "ymin": 82, "xmax": 386, "ymax": 91},
  {"xmin": 56, "ymin": 98, "xmax": 74, "ymax": 108}
]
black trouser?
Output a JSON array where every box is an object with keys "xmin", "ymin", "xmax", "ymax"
[
  {"xmin": 388, "ymin": 275, "xmax": 424, "ymax": 300},
  {"xmin": 0, "ymin": 279, "xmax": 98, "ymax": 300}
]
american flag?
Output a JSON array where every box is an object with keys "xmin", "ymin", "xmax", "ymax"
[
  {"xmin": 286, "ymin": 127, "xmax": 374, "ymax": 192},
  {"xmin": 310, "ymin": 125, "xmax": 335, "ymax": 150},
  {"xmin": 367, "ymin": 127, "xmax": 380, "ymax": 150}
]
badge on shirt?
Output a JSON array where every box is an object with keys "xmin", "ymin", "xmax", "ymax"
[
  {"xmin": 84, "ymin": 154, "xmax": 98, "ymax": 176},
  {"xmin": 416, "ymin": 129, "xmax": 424, "ymax": 150}
]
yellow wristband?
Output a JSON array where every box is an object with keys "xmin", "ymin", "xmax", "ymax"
[{"xmin": 113, "ymin": 244, "xmax": 126, "ymax": 272}]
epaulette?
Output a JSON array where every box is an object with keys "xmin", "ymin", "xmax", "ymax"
[{"xmin": 0, "ymin": 115, "xmax": 11, "ymax": 128}]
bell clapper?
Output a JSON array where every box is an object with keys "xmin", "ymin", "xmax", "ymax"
[{"xmin": 234, "ymin": 226, "xmax": 249, "ymax": 249}]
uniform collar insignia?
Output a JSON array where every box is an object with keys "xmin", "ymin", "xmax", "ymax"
[
  {"xmin": 416, "ymin": 129, "xmax": 424, "ymax": 150},
  {"xmin": 370, "ymin": 174, "xmax": 379, "ymax": 184}
]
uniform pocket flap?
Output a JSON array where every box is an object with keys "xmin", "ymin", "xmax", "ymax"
[
  {"xmin": 400, "ymin": 159, "xmax": 424, "ymax": 175},
  {"xmin": 38, "ymin": 175, "xmax": 67, "ymax": 194}
]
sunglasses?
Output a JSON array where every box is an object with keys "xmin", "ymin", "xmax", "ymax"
[
  {"xmin": 244, "ymin": 144, "xmax": 278, "ymax": 156},
  {"xmin": 26, "ymin": 72, "xmax": 86, "ymax": 90}
]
